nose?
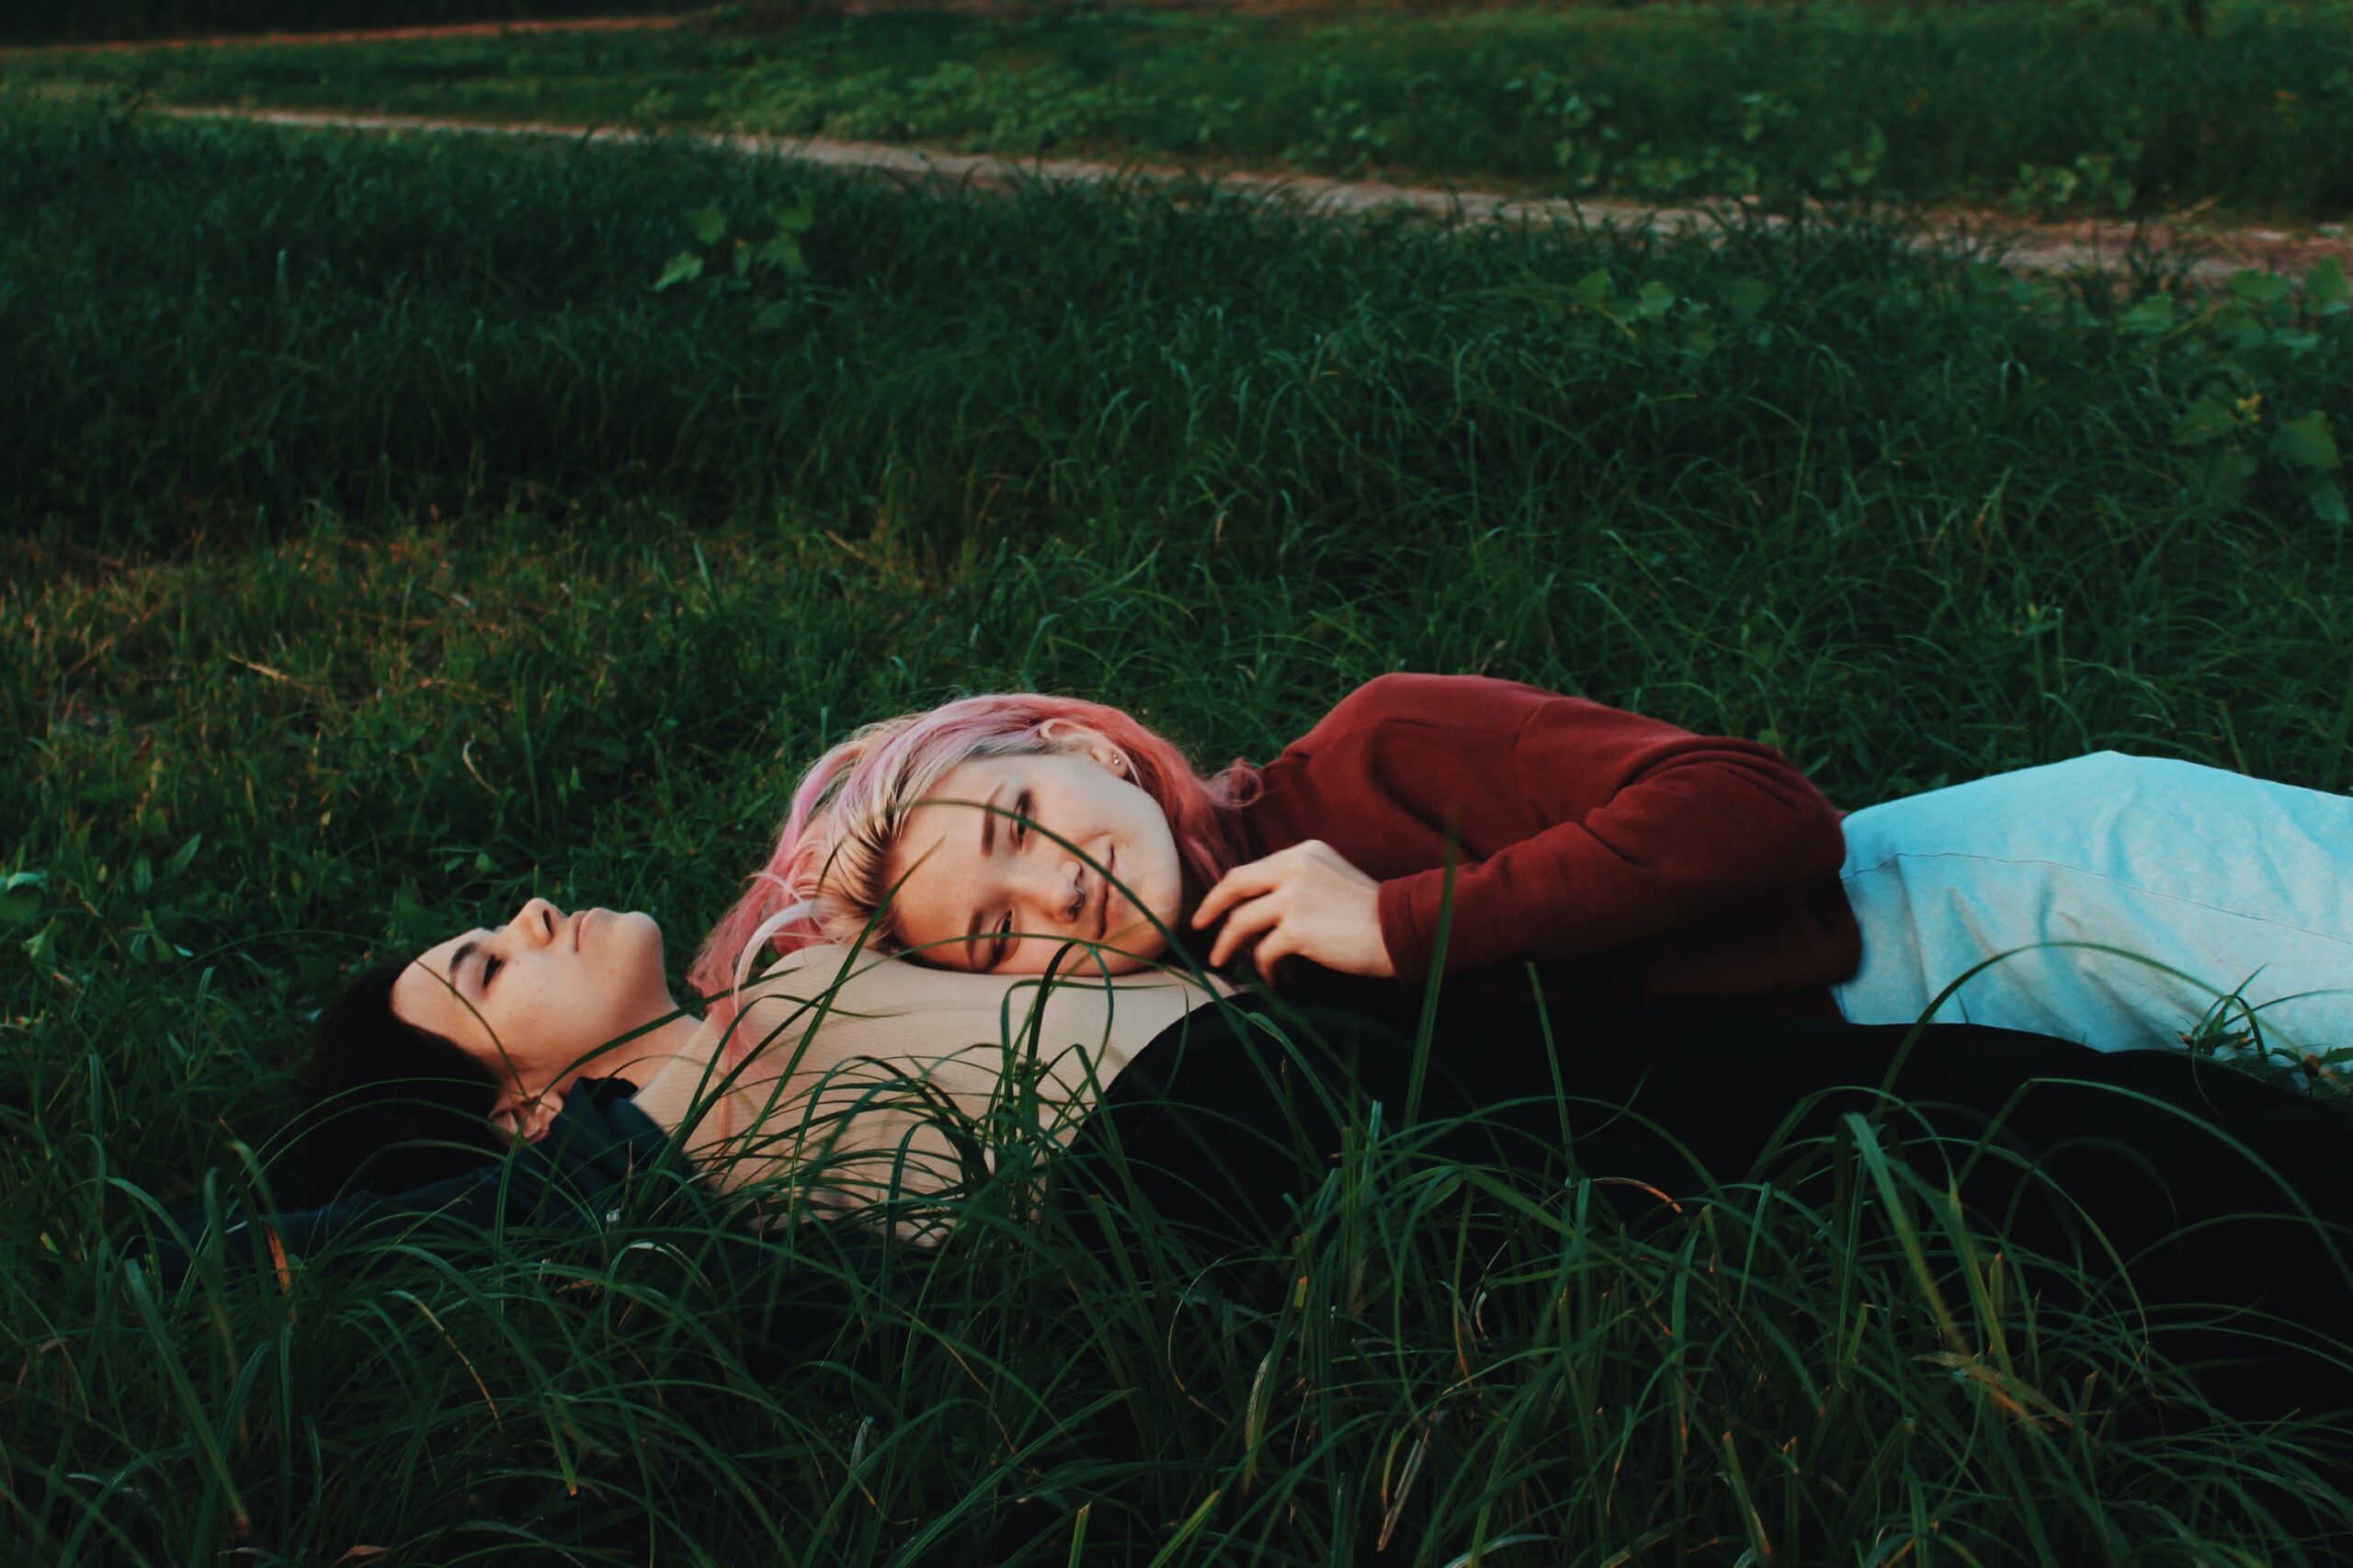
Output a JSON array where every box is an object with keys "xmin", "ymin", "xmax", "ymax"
[
  {"xmin": 509, "ymin": 897, "xmax": 566, "ymax": 946},
  {"xmin": 1014, "ymin": 857, "xmax": 1087, "ymax": 929}
]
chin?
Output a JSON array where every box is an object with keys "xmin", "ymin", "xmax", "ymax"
[
  {"xmin": 1104, "ymin": 915, "xmax": 1176, "ymax": 971},
  {"xmin": 614, "ymin": 909, "xmax": 665, "ymax": 949},
  {"xmin": 605, "ymin": 909, "xmax": 672, "ymax": 989}
]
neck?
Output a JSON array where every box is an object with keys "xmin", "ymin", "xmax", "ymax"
[{"xmin": 601, "ymin": 1008, "xmax": 705, "ymax": 1090}]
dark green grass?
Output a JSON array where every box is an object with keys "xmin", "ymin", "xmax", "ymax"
[
  {"xmin": 9, "ymin": 0, "xmax": 2353, "ymax": 220},
  {"xmin": 6, "ymin": 102, "xmax": 2353, "ymax": 1562}
]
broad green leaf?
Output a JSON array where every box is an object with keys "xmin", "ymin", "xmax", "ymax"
[
  {"xmin": 1574, "ymin": 267, "xmax": 1614, "ymax": 305},
  {"xmin": 754, "ymin": 300, "xmax": 797, "ymax": 334},
  {"xmin": 652, "ymin": 251, "xmax": 705, "ymax": 291},
  {"xmin": 2200, "ymin": 448, "xmax": 2259, "ymax": 502},
  {"xmin": 768, "ymin": 199, "xmax": 814, "ymax": 234},
  {"xmin": 1721, "ymin": 278, "xmax": 1773, "ymax": 321},
  {"xmin": 1634, "ymin": 279, "xmax": 1677, "ymax": 319},
  {"xmin": 2309, "ymin": 482, "xmax": 2349, "ymax": 527},
  {"xmin": 2117, "ymin": 294, "xmax": 2174, "ymax": 335},
  {"xmin": 686, "ymin": 207, "xmax": 729, "ymax": 246},
  {"xmin": 2305, "ymin": 256, "xmax": 2348, "ymax": 312},
  {"xmin": 2272, "ymin": 410, "xmax": 2341, "ymax": 472},
  {"xmin": 2228, "ymin": 270, "xmax": 2292, "ymax": 306},
  {"xmin": 2170, "ymin": 394, "xmax": 2239, "ymax": 448},
  {"xmin": 755, "ymin": 233, "xmax": 808, "ymax": 276},
  {"xmin": 732, "ymin": 237, "xmax": 753, "ymax": 279},
  {"xmin": 2216, "ymin": 310, "xmax": 2271, "ymax": 351}
]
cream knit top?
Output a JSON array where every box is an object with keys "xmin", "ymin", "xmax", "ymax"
[{"xmin": 630, "ymin": 944, "xmax": 1229, "ymax": 1222}]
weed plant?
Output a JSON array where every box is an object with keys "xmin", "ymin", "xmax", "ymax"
[
  {"xmin": 5, "ymin": 102, "xmax": 2353, "ymax": 1562},
  {"xmin": 9, "ymin": 0, "xmax": 2353, "ymax": 221}
]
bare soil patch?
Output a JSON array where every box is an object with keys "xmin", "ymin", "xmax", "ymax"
[
  {"xmin": 7, "ymin": 14, "xmax": 688, "ymax": 56},
  {"xmin": 144, "ymin": 103, "xmax": 2353, "ymax": 288}
]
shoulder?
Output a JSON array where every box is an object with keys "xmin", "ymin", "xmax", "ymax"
[
  {"xmin": 731, "ymin": 948, "xmax": 1029, "ymax": 1050},
  {"xmin": 1305, "ymin": 673, "xmax": 1566, "ymax": 746},
  {"xmin": 754, "ymin": 947, "xmax": 1227, "ymax": 1006},
  {"xmin": 732, "ymin": 947, "xmax": 1226, "ymax": 1063}
]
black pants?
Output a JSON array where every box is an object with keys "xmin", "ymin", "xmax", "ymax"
[
  {"xmin": 170, "ymin": 995, "xmax": 2353, "ymax": 1435},
  {"xmin": 1066, "ymin": 994, "xmax": 2353, "ymax": 1430}
]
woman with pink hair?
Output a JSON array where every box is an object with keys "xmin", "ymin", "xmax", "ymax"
[
  {"xmin": 694, "ymin": 674, "xmax": 2353, "ymax": 1064},
  {"xmin": 689, "ymin": 691, "xmax": 1263, "ymax": 1012}
]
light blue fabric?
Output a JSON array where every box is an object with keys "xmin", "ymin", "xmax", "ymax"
[{"xmin": 1832, "ymin": 752, "xmax": 2353, "ymax": 1062}]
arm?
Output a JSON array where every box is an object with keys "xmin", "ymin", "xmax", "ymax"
[{"xmin": 1374, "ymin": 685, "xmax": 1846, "ymax": 979}]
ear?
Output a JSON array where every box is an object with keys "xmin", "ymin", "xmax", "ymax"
[
  {"xmin": 491, "ymin": 1085, "xmax": 565, "ymax": 1146},
  {"xmin": 1035, "ymin": 721, "xmax": 1132, "ymax": 778}
]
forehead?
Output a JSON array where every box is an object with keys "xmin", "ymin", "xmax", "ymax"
[
  {"xmin": 883, "ymin": 754, "xmax": 1049, "ymax": 923},
  {"xmin": 890, "ymin": 760, "xmax": 1010, "ymax": 877},
  {"xmin": 389, "ymin": 929, "xmax": 485, "ymax": 1040},
  {"xmin": 917, "ymin": 748, "xmax": 1105, "ymax": 806}
]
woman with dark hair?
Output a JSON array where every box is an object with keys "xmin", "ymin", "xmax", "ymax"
[
  {"xmin": 296, "ymin": 900, "xmax": 706, "ymax": 1198},
  {"xmin": 301, "ymin": 960, "xmax": 508, "ymax": 1197},
  {"xmin": 276, "ymin": 893, "xmax": 2353, "ymax": 1441},
  {"xmin": 296, "ymin": 894, "xmax": 1221, "ymax": 1205}
]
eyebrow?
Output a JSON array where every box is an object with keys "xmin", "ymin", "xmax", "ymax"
[
  {"xmin": 977, "ymin": 783, "xmax": 1004, "ymax": 857},
  {"xmin": 964, "ymin": 785, "xmax": 1006, "ymax": 971},
  {"xmin": 447, "ymin": 932, "xmax": 493, "ymax": 992}
]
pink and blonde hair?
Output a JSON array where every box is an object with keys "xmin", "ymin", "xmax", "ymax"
[{"xmin": 689, "ymin": 693, "xmax": 1254, "ymax": 1025}]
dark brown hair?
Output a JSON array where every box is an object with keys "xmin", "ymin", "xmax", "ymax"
[{"xmin": 299, "ymin": 959, "xmax": 506, "ymax": 1198}]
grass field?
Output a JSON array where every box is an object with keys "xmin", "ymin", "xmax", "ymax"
[
  {"xmin": 8, "ymin": 0, "xmax": 2353, "ymax": 222},
  {"xmin": 6, "ymin": 92, "xmax": 2353, "ymax": 1562}
]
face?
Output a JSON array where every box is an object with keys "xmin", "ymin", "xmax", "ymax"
[
  {"xmin": 392, "ymin": 897, "xmax": 677, "ymax": 1106},
  {"xmin": 884, "ymin": 744, "xmax": 1185, "ymax": 975}
]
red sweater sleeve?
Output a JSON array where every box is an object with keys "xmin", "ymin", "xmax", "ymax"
[{"xmin": 1271, "ymin": 676, "xmax": 1847, "ymax": 982}]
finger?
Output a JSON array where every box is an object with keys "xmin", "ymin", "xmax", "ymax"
[
  {"xmin": 1207, "ymin": 895, "xmax": 1285, "ymax": 969},
  {"xmin": 1253, "ymin": 932, "xmax": 1297, "ymax": 981},
  {"xmin": 1194, "ymin": 864, "xmax": 1271, "ymax": 929},
  {"xmin": 1209, "ymin": 902, "xmax": 1280, "ymax": 968},
  {"xmin": 1194, "ymin": 858, "xmax": 1283, "ymax": 929}
]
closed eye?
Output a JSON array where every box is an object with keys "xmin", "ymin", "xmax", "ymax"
[{"xmin": 482, "ymin": 956, "xmax": 503, "ymax": 988}]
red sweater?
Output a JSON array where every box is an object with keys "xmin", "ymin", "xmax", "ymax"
[{"xmin": 1235, "ymin": 674, "xmax": 1860, "ymax": 1018}]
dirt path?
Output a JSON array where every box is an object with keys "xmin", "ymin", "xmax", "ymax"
[
  {"xmin": 151, "ymin": 103, "xmax": 2353, "ymax": 286},
  {"xmin": 11, "ymin": 15, "xmax": 688, "ymax": 56}
]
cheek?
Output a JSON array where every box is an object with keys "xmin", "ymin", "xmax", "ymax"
[
  {"xmin": 894, "ymin": 859, "xmax": 976, "ymax": 951},
  {"xmin": 1130, "ymin": 805, "xmax": 1186, "ymax": 911}
]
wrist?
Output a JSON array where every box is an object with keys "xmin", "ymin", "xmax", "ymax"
[{"xmin": 1373, "ymin": 876, "xmax": 1427, "ymax": 982}]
